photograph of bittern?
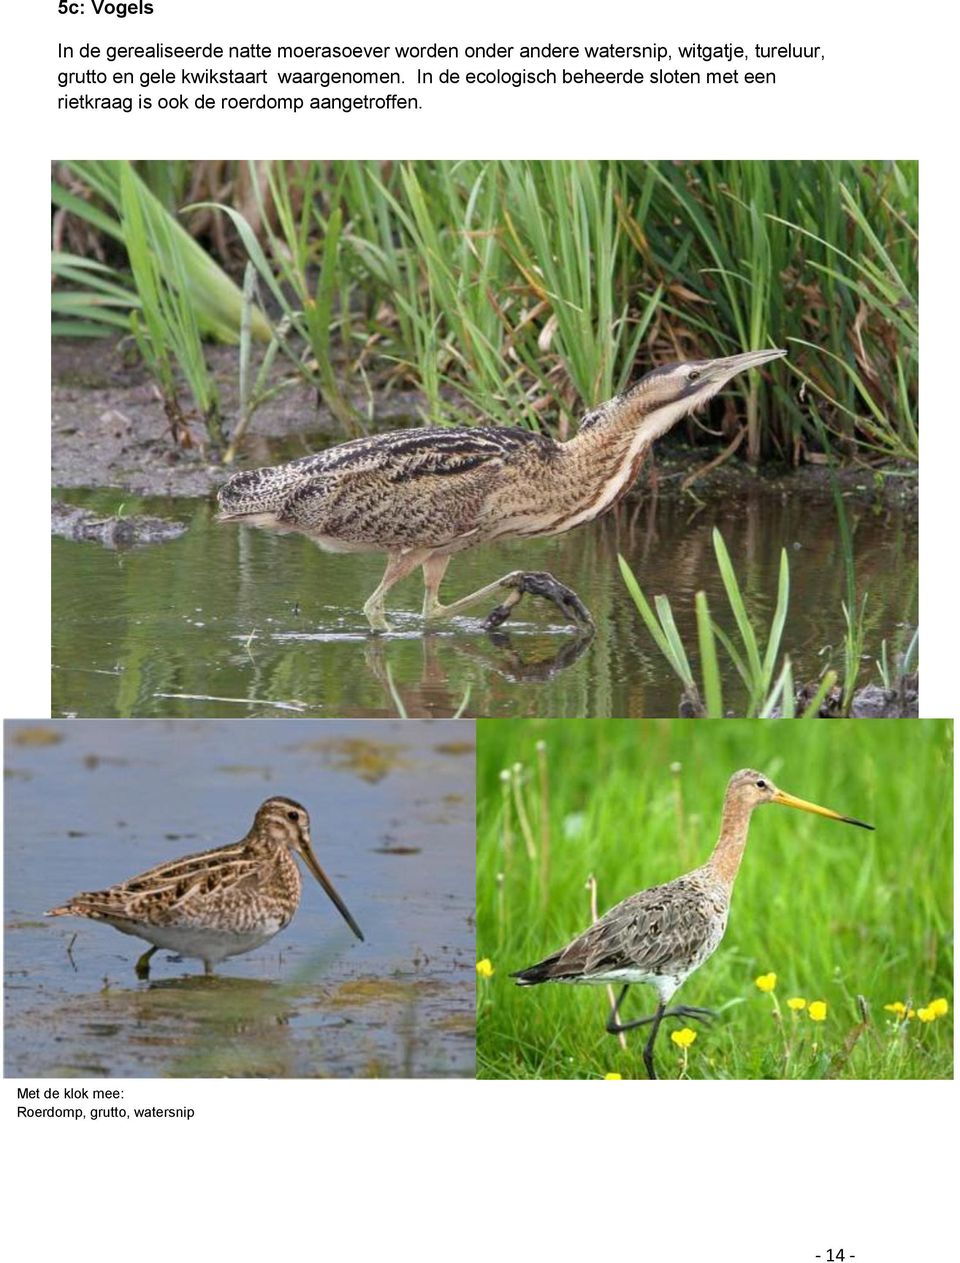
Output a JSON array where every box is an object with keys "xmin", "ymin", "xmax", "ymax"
[
  {"xmin": 51, "ymin": 160, "xmax": 916, "ymax": 720},
  {"xmin": 475, "ymin": 719, "xmax": 952, "ymax": 1080},
  {"xmin": 5, "ymin": 717, "xmax": 476, "ymax": 1079}
]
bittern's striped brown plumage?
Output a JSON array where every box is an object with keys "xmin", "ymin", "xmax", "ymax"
[
  {"xmin": 46, "ymin": 796, "xmax": 364, "ymax": 979},
  {"xmin": 512, "ymin": 769, "xmax": 873, "ymax": 1079},
  {"xmin": 217, "ymin": 349, "xmax": 787, "ymax": 631}
]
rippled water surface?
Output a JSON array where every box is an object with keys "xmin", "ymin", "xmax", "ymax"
[
  {"xmin": 51, "ymin": 484, "xmax": 916, "ymax": 718},
  {"xmin": 4, "ymin": 719, "xmax": 475, "ymax": 1077}
]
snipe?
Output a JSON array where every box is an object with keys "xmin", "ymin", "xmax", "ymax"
[{"xmin": 46, "ymin": 796, "xmax": 364, "ymax": 978}]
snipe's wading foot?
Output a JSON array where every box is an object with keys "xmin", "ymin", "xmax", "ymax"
[
  {"xmin": 217, "ymin": 349, "xmax": 787, "ymax": 632},
  {"xmin": 512, "ymin": 769, "xmax": 873, "ymax": 1080},
  {"xmin": 46, "ymin": 796, "xmax": 364, "ymax": 979}
]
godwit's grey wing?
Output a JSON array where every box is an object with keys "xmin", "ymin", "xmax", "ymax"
[
  {"xmin": 513, "ymin": 873, "xmax": 727, "ymax": 984},
  {"xmin": 218, "ymin": 426, "xmax": 557, "ymax": 552}
]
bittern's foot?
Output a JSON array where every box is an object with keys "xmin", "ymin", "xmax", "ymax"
[
  {"xmin": 484, "ymin": 628, "xmax": 594, "ymax": 679},
  {"xmin": 362, "ymin": 600, "xmax": 393, "ymax": 634},
  {"xmin": 483, "ymin": 571, "xmax": 595, "ymax": 631}
]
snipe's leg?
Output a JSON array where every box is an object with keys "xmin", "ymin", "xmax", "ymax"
[
  {"xmin": 135, "ymin": 946, "xmax": 158, "ymax": 980},
  {"xmin": 203, "ymin": 961, "xmax": 214, "ymax": 977},
  {"xmin": 421, "ymin": 556, "xmax": 594, "ymax": 631},
  {"xmin": 363, "ymin": 550, "xmax": 430, "ymax": 632}
]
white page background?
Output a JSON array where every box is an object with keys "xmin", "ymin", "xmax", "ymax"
[{"xmin": 4, "ymin": 3, "xmax": 955, "ymax": 1260}]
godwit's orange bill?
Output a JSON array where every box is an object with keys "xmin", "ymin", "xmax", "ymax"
[{"xmin": 770, "ymin": 788, "xmax": 874, "ymax": 830}]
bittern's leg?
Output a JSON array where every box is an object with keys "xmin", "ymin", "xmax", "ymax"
[
  {"xmin": 363, "ymin": 551, "xmax": 429, "ymax": 632},
  {"xmin": 421, "ymin": 563, "xmax": 594, "ymax": 631},
  {"xmin": 135, "ymin": 946, "xmax": 157, "ymax": 980},
  {"xmin": 421, "ymin": 554, "xmax": 452, "ymax": 619}
]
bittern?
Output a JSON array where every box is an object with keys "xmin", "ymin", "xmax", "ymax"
[
  {"xmin": 46, "ymin": 796, "xmax": 364, "ymax": 979},
  {"xmin": 512, "ymin": 768, "xmax": 873, "ymax": 1080},
  {"xmin": 217, "ymin": 349, "xmax": 786, "ymax": 632}
]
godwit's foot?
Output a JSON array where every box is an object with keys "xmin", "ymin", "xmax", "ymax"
[
  {"xmin": 606, "ymin": 1003, "xmax": 715, "ymax": 1036},
  {"xmin": 135, "ymin": 946, "xmax": 158, "ymax": 980},
  {"xmin": 483, "ymin": 571, "xmax": 595, "ymax": 631},
  {"xmin": 664, "ymin": 1004, "xmax": 716, "ymax": 1024}
]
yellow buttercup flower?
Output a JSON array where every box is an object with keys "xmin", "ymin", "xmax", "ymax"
[
  {"xmin": 929, "ymin": 998, "xmax": 949, "ymax": 1017},
  {"xmin": 808, "ymin": 1000, "xmax": 828, "ymax": 1022},
  {"xmin": 884, "ymin": 1001, "xmax": 907, "ymax": 1017},
  {"xmin": 755, "ymin": 972, "xmax": 777, "ymax": 993},
  {"xmin": 787, "ymin": 997, "xmax": 807, "ymax": 1011},
  {"xmin": 604, "ymin": 1072, "xmax": 622, "ymax": 1080},
  {"xmin": 917, "ymin": 1006, "xmax": 936, "ymax": 1023},
  {"xmin": 476, "ymin": 958, "xmax": 494, "ymax": 979},
  {"xmin": 671, "ymin": 1027, "xmax": 697, "ymax": 1048}
]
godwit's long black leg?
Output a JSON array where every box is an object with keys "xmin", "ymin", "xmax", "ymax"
[
  {"xmin": 643, "ymin": 1003, "xmax": 668, "ymax": 1080},
  {"xmin": 606, "ymin": 988, "xmax": 716, "ymax": 1038}
]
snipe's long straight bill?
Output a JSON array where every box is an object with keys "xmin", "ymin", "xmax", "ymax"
[
  {"xmin": 771, "ymin": 788, "xmax": 874, "ymax": 831},
  {"xmin": 300, "ymin": 841, "xmax": 365, "ymax": 940}
]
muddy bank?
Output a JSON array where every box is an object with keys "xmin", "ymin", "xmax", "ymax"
[
  {"xmin": 52, "ymin": 501, "xmax": 187, "ymax": 548},
  {"xmin": 52, "ymin": 338, "xmax": 917, "ymax": 514}
]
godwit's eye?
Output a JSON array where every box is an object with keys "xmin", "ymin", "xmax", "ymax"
[{"xmin": 287, "ymin": 810, "xmax": 300, "ymax": 822}]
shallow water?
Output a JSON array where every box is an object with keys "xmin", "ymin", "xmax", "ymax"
[
  {"xmin": 4, "ymin": 719, "xmax": 475, "ymax": 1077},
  {"xmin": 51, "ymin": 484, "xmax": 916, "ymax": 718}
]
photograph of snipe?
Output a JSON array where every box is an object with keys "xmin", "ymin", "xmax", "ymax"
[
  {"xmin": 52, "ymin": 160, "xmax": 915, "ymax": 719},
  {"xmin": 475, "ymin": 719, "xmax": 952, "ymax": 1080},
  {"xmin": 4, "ymin": 718, "xmax": 475, "ymax": 1078}
]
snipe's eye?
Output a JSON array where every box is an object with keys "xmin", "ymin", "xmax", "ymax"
[
  {"xmin": 756, "ymin": 779, "xmax": 767, "ymax": 790},
  {"xmin": 688, "ymin": 369, "xmax": 701, "ymax": 381},
  {"xmin": 287, "ymin": 810, "xmax": 300, "ymax": 822}
]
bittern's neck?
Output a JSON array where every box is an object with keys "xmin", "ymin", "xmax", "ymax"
[
  {"xmin": 706, "ymin": 794, "xmax": 754, "ymax": 888},
  {"xmin": 565, "ymin": 383, "xmax": 690, "ymax": 457},
  {"xmin": 541, "ymin": 389, "xmax": 687, "ymax": 527}
]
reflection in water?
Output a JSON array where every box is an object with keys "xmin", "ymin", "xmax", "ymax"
[
  {"xmin": 51, "ymin": 486, "xmax": 916, "ymax": 718},
  {"xmin": 4, "ymin": 719, "xmax": 475, "ymax": 1077}
]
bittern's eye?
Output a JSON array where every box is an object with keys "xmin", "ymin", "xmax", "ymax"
[
  {"xmin": 287, "ymin": 810, "xmax": 300, "ymax": 822},
  {"xmin": 755, "ymin": 779, "xmax": 767, "ymax": 790},
  {"xmin": 688, "ymin": 369, "xmax": 701, "ymax": 381}
]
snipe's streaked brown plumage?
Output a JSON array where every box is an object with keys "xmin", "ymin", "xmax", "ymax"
[
  {"xmin": 217, "ymin": 349, "xmax": 787, "ymax": 632},
  {"xmin": 46, "ymin": 796, "xmax": 364, "ymax": 979},
  {"xmin": 512, "ymin": 769, "xmax": 873, "ymax": 1079}
]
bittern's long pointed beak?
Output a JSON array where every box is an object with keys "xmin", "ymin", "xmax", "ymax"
[
  {"xmin": 300, "ymin": 838, "xmax": 365, "ymax": 940},
  {"xmin": 704, "ymin": 348, "xmax": 787, "ymax": 381},
  {"xmin": 771, "ymin": 788, "xmax": 874, "ymax": 831}
]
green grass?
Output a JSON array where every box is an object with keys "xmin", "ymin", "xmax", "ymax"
[
  {"xmin": 619, "ymin": 528, "xmax": 798, "ymax": 718},
  {"xmin": 476, "ymin": 719, "xmax": 953, "ymax": 1079},
  {"xmin": 53, "ymin": 159, "xmax": 917, "ymax": 464}
]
